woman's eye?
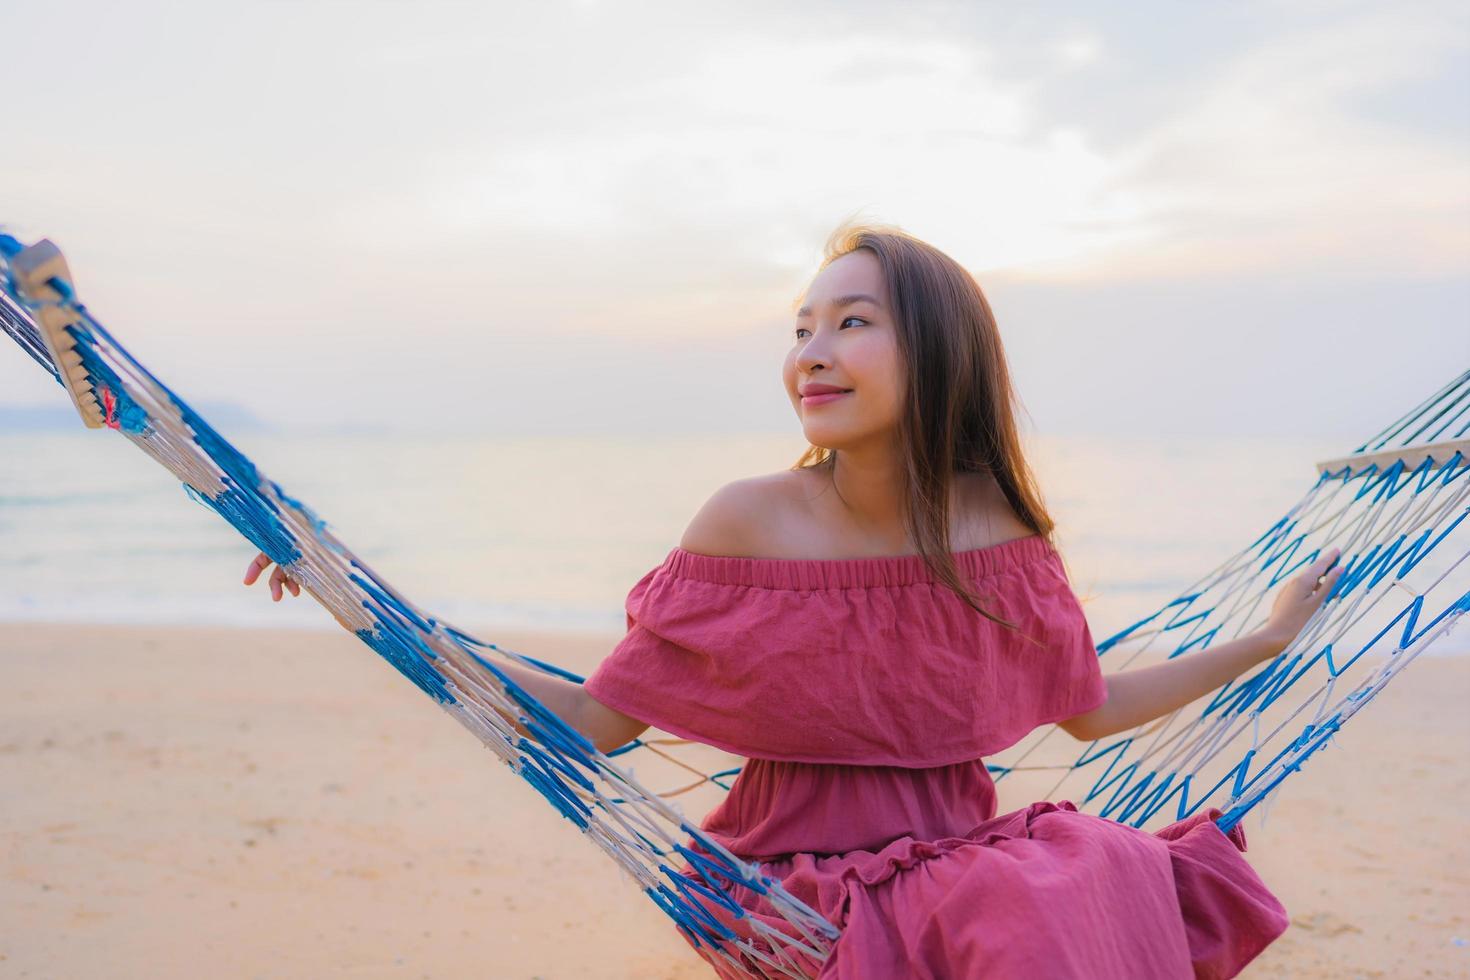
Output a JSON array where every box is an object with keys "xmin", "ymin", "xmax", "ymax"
[{"xmin": 793, "ymin": 317, "xmax": 864, "ymax": 339}]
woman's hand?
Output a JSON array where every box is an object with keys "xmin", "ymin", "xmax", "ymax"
[
  {"xmin": 243, "ymin": 550, "xmax": 301, "ymax": 602},
  {"xmin": 1260, "ymin": 546, "xmax": 1344, "ymax": 654}
]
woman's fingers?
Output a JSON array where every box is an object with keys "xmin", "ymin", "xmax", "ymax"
[
  {"xmin": 1305, "ymin": 568, "xmax": 1342, "ymax": 603},
  {"xmin": 1302, "ymin": 547, "xmax": 1342, "ymax": 595},
  {"xmin": 243, "ymin": 551, "xmax": 273, "ymax": 586},
  {"xmin": 245, "ymin": 551, "xmax": 300, "ymax": 600},
  {"xmin": 270, "ymin": 566, "xmax": 301, "ymax": 602},
  {"xmin": 1292, "ymin": 552, "xmax": 1344, "ymax": 620},
  {"xmin": 1265, "ymin": 549, "xmax": 1349, "ymax": 650}
]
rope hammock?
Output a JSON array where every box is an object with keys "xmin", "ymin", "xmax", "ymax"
[{"xmin": 2, "ymin": 233, "xmax": 1467, "ymax": 979}]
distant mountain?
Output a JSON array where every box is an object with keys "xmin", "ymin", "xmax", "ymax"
[{"xmin": 0, "ymin": 401, "xmax": 274, "ymax": 432}]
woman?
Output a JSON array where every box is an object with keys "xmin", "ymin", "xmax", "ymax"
[{"xmin": 246, "ymin": 222, "xmax": 1340, "ymax": 978}]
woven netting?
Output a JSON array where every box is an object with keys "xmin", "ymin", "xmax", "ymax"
[{"xmin": 3, "ymin": 234, "xmax": 1466, "ymax": 978}]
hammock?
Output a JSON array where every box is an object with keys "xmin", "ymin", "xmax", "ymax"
[
  {"xmin": 987, "ymin": 371, "xmax": 1470, "ymax": 832},
  {"xmin": 2, "ymin": 233, "xmax": 1467, "ymax": 979}
]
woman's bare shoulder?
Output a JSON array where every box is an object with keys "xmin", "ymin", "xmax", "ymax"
[
  {"xmin": 954, "ymin": 470, "xmax": 1036, "ymax": 547},
  {"xmin": 678, "ymin": 468, "xmax": 1032, "ymax": 560},
  {"xmin": 676, "ymin": 470, "xmax": 814, "ymax": 559}
]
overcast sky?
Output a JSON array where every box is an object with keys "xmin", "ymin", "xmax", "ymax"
[{"xmin": 2, "ymin": 0, "xmax": 1466, "ymax": 441}]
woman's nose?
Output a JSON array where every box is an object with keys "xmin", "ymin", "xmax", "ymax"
[{"xmin": 796, "ymin": 339, "xmax": 832, "ymax": 374}]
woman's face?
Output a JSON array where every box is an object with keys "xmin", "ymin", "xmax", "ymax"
[{"xmin": 783, "ymin": 249, "xmax": 905, "ymax": 454}]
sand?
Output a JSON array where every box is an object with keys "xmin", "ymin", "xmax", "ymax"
[{"xmin": 1, "ymin": 621, "xmax": 1466, "ymax": 979}]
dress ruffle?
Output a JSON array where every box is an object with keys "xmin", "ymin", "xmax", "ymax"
[
  {"xmin": 684, "ymin": 802, "xmax": 1286, "ymax": 979},
  {"xmin": 585, "ymin": 535, "xmax": 1108, "ymax": 766}
]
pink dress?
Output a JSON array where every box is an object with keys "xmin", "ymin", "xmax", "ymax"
[{"xmin": 584, "ymin": 534, "xmax": 1289, "ymax": 979}]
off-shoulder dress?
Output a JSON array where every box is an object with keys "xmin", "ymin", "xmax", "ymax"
[{"xmin": 584, "ymin": 533, "xmax": 1288, "ymax": 979}]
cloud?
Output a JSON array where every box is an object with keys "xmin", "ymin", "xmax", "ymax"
[
  {"xmin": 1044, "ymin": 5, "xmax": 1470, "ymax": 282},
  {"xmin": 382, "ymin": 8, "xmax": 1467, "ymax": 302},
  {"xmin": 380, "ymin": 31, "xmax": 1152, "ymax": 326},
  {"xmin": 1052, "ymin": 35, "xmax": 1105, "ymax": 69},
  {"xmin": 2, "ymin": 2, "xmax": 1465, "ymax": 439}
]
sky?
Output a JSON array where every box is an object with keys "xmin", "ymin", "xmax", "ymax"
[{"xmin": 1, "ymin": 0, "xmax": 1467, "ymax": 441}]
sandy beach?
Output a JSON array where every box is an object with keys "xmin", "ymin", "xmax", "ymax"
[{"xmin": 1, "ymin": 621, "xmax": 1466, "ymax": 979}]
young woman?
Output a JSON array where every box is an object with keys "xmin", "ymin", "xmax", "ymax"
[{"xmin": 246, "ymin": 222, "xmax": 1341, "ymax": 978}]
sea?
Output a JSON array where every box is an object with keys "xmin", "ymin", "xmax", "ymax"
[{"xmin": 1, "ymin": 427, "xmax": 1465, "ymax": 654}]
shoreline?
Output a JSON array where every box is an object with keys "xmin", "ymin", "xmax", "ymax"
[{"xmin": 2, "ymin": 621, "xmax": 1466, "ymax": 978}]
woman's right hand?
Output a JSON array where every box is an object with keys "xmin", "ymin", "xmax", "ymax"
[{"xmin": 243, "ymin": 550, "xmax": 301, "ymax": 602}]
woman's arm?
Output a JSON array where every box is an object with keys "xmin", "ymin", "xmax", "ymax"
[
  {"xmin": 1059, "ymin": 630, "xmax": 1282, "ymax": 741},
  {"xmin": 474, "ymin": 658, "xmax": 650, "ymax": 755},
  {"xmin": 1060, "ymin": 547, "xmax": 1344, "ymax": 742},
  {"xmin": 242, "ymin": 549, "xmax": 649, "ymax": 755}
]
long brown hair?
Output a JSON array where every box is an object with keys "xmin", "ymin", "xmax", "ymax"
[{"xmin": 791, "ymin": 219, "xmax": 1057, "ymax": 635}]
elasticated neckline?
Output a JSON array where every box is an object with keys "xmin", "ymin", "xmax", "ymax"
[{"xmin": 661, "ymin": 532, "xmax": 1053, "ymax": 590}]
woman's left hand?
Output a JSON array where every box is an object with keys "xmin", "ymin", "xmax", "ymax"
[{"xmin": 1260, "ymin": 546, "xmax": 1345, "ymax": 655}]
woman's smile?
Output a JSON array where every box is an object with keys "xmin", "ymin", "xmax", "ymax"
[{"xmin": 796, "ymin": 381, "xmax": 856, "ymax": 408}]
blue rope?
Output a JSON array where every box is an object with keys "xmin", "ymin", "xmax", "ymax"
[{"xmin": 3, "ymin": 231, "xmax": 1465, "ymax": 975}]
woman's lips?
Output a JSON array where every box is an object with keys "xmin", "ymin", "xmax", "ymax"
[{"xmin": 801, "ymin": 391, "xmax": 851, "ymax": 406}]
